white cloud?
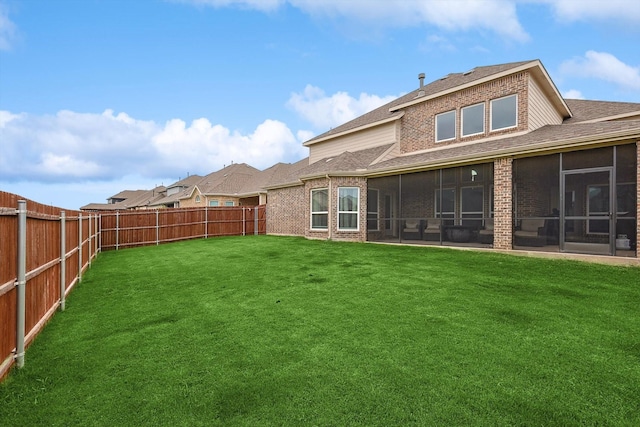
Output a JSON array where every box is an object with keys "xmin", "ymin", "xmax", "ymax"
[
  {"xmin": 562, "ymin": 89, "xmax": 584, "ymax": 99},
  {"xmin": 287, "ymin": 84, "xmax": 397, "ymax": 130},
  {"xmin": 0, "ymin": 109, "xmax": 307, "ymax": 183},
  {"xmin": 181, "ymin": 0, "xmax": 529, "ymax": 42},
  {"xmin": 560, "ymin": 51, "xmax": 640, "ymax": 91},
  {"xmin": 536, "ymin": 0, "xmax": 640, "ymax": 24},
  {"xmin": 0, "ymin": 3, "xmax": 17, "ymax": 51}
]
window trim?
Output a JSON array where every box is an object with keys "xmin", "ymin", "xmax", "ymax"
[
  {"xmin": 435, "ymin": 110, "xmax": 456, "ymax": 142},
  {"xmin": 224, "ymin": 201, "xmax": 235, "ymax": 206},
  {"xmin": 209, "ymin": 200, "xmax": 219, "ymax": 207},
  {"xmin": 461, "ymin": 102, "xmax": 485, "ymax": 137},
  {"xmin": 338, "ymin": 187, "xmax": 360, "ymax": 231},
  {"xmin": 310, "ymin": 188, "xmax": 329, "ymax": 230},
  {"xmin": 490, "ymin": 94, "xmax": 518, "ymax": 132}
]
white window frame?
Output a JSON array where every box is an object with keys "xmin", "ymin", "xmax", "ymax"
[
  {"xmin": 435, "ymin": 110, "xmax": 456, "ymax": 142},
  {"xmin": 224, "ymin": 201, "xmax": 234, "ymax": 206},
  {"xmin": 311, "ymin": 188, "xmax": 329, "ymax": 230},
  {"xmin": 338, "ymin": 187, "xmax": 360, "ymax": 231},
  {"xmin": 195, "ymin": 195, "xmax": 201, "ymax": 203},
  {"xmin": 461, "ymin": 103, "xmax": 485, "ymax": 137},
  {"xmin": 367, "ymin": 188, "xmax": 379, "ymax": 231},
  {"xmin": 209, "ymin": 200, "xmax": 219, "ymax": 207},
  {"xmin": 490, "ymin": 94, "xmax": 518, "ymax": 132}
]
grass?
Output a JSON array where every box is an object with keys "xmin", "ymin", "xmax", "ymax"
[{"xmin": 1, "ymin": 235, "xmax": 639, "ymax": 426}]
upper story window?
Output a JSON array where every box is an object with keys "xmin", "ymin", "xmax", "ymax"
[
  {"xmin": 209, "ymin": 200, "xmax": 219, "ymax": 207},
  {"xmin": 311, "ymin": 188, "xmax": 328, "ymax": 229},
  {"xmin": 225, "ymin": 201, "xmax": 234, "ymax": 206},
  {"xmin": 490, "ymin": 94, "xmax": 517, "ymax": 131},
  {"xmin": 195, "ymin": 195, "xmax": 201, "ymax": 203},
  {"xmin": 461, "ymin": 103, "xmax": 485, "ymax": 137},
  {"xmin": 435, "ymin": 110, "xmax": 456, "ymax": 142}
]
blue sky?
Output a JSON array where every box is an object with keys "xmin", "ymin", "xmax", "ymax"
[{"xmin": 1, "ymin": 0, "xmax": 639, "ymax": 209}]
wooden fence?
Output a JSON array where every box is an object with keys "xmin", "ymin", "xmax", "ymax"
[
  {"xmin": 0, "ymin": 191, "xmax": 99, "ymax": 381},
  {"xmin": 99, "ymin": 205, "xmax": 266, "ymax": 251},
  {"xmin": 1, "ymin": 190, "xmax": 265, "ymax": 380}
]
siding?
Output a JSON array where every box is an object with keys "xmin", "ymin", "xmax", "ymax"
[
  {"xmin": 309, "ymin": 122, "xmax": 398, "ymax": 164},
  {"xmin": 528, "ymin": 76, "xmax": 563, "ymax": 130}
]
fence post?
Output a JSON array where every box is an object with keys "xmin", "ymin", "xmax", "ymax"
[
  {"xmin": 78, "ymin": 213, "xmax": 82, "ymax": 282},
  {"xmin": 98, "ymin": 214, "xmax": 101, "ymax": 254},
  {"xmin": 88, "ymin": 214, "xmax": 92, "ymax": 267},
  {"xmin": 16, "ymin": 200, "xmax": 27, "ymax": 368},
  {"xmin": 254, "ymin": 207, "xmax": 259, "ymax": 235},
  {"xmin": 156, "ymin": 210, "xmax": 159, "ymax": 246},
  {"xmin": 204, "ymin": 206, "xmax": 208, "ymax": 239},
  {"xmin": 242, "ymin": 207, "xmax": 246, "ymax": 236},
  {"xmin": 60, "ymin": 211, "xmax": 66, "ymax": 311},
  {"xmin": 115, "ymin": 211, "xmax": 119, "ymax": 250}
]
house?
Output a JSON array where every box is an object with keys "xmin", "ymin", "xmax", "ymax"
[
  {"xmin": 265, "ymin": 59, "xmax": 640, "ymax": 259},
  {"xmin": 151, "ymin": 162, "xmax": 305, "ymax": 209},
  {"xmin": 149, "ymin": 175, "xmax": 202, "ymax": 208},
  {"xmin": 81, "ymin": 186, "xmax": 167, "ymax": 211}
]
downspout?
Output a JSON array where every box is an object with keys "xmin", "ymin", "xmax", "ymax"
[{"xmin": 326, "ymin": 174, "xmax": 332, "ymax": 240}]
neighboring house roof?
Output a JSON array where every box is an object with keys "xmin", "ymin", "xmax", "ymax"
[
  {"xmin": 193, "ymin": 163, "xmax": 261, "ymax": 197},
  {"xmin": 84, "ymin": 186, "xmax": 166, "ymax": 211}
]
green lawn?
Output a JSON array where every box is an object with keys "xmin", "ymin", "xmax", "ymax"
[{"xmin": 1, "ymin": 236, "xmax": 639, "ymax": 426}]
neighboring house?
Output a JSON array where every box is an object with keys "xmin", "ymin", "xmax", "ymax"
[
  {"xmin": 149, "ymin": 175, "xmax": 202, "ymax": 208},
  {"xmin": 154, "ymin": 162, "xmax": 305, "ymax": 209},
  {"xmin": 265, "ymin": 59, "xmax": 640, "ymax": 259},
  {"xmin": 81, "ymin": 186, "xmax": 167, "ymax": 211}
]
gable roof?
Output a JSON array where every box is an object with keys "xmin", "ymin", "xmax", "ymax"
[{"xmin": 304, "ymin": 59, "xmax": 570, "ymax": 147}]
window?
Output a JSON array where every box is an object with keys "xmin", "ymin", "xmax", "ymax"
[
  {"xmin": 462, "ymin": 103, "xmax": 484, "ymax": 137},
  {"xmin": 490, "ymin": 94, "xmax": 517, "ymax": 131},
  {"xmin": 460, "ymin": 186, "xmax": 484, "ymax": 229},
  {"xmin": 435, "ymin": 188, "xmax": 455, "ymax": 225},
  {"xmin": 435, "ymin": 110, "xmax": 456, "ymax": 142},
  {"xmin": 224, "ymin": 201, "xmax": 234, "ymax": 206},
  {"xmin": 311, "ymin": 188, "xmax": 328, "ymax": 229},
  {"xmin": 209, "ymin": 200, "xmax": 219, "ymax": 207},
  {"xmin": 195, "ymin": 195, "xmax": 201, "ymax": 203},
  {"xmin": 338, "ymin": 187, "xmax": 359, "ymax": 230},
  {"xmin": 367, "ymin": 189, "xmax": 379, "ymax": 231}
]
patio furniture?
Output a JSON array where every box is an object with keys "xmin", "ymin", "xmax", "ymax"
[
  {"xmin": 423, "ymin": 219, "xmax": 442, "ymax": 241},
  {"xmin": 515, "ymin": 218, "xmax": 547, "ymax": 246},
  {"xmin": 445, "ymin": 225, "xmax": 473, "ymax": 243},
  {"xmin": 478, "ymin": 218, "xmax": 494, "ymax": 244},
  {"xmin": 402, "ymin": 219, "xmax": 423, "ymax": 240}
]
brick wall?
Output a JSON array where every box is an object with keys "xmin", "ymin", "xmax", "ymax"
[
  {"xmin": 266, "ymin": 185, "xmax": 306, "ymax": 236},
  {"xmin": 305, "ymin": 178, "xmax": 330, "ymax": 240},
  {"xmin": 494, "ymin": 157, "xmax": 514, "ymax": 250},
  {"xmin": 400, "ymin": 72, "xmax": 529, "ymax": 154}
]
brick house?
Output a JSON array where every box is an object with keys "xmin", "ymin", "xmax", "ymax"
[{"xmin": 266, "ymin": 59, "xmax": 640, "ymax": 259}]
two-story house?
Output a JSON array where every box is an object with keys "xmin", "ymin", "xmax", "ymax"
[{"xmin": 266, "ymin": 59, "xmax": 640, "ymax": 259}]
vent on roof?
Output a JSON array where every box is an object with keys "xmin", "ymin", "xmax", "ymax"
[
  {"xmin": 463, "ymin": 68, "xmax": 475, "ymax": 76},
  {"xmin": 418, "ymin": 72, "xmax": 425, "ymax": 88},
  {"xmin": 326, "ymin": 158, "xmax": 333, "ymax": 163}
]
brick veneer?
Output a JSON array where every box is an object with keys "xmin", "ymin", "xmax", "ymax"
[
  {"xmin": 493, "ymin": 157, "xmax": 514, "ymax": 250},
  {"xmin": 327, "ymin": 176, "xmax": 368, "ymax": 242},
  {"xmin": 266, "ymin": 185, "xmax": 306, "ymax": 236},
  {"xmin": 400, "ymin": 72, "xmax": 529, "ymax": 154}
]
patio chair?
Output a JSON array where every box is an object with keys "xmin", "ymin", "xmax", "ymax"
[
  {"xmin": 423, "ymin": 219, "xmax": 442, "ymax": 241},
  {"xmin": 478, "ymin": 218, "xmax": 494, "ymax": 244},
  {"xmin": 402, "ymin": 219, "xmax": 423, "ymax": 240},
  {"xmin": 514, "ymin": 218, "xmax": 547, "ymax": 246}
]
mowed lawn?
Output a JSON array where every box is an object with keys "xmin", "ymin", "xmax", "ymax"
[{"xmin": 1, "ymin": 236, "xmax": 639, "ymax": 426}]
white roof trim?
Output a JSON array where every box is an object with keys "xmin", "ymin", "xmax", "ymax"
[{"xmin": 575, "ymin": 111, "xmax": 640, "ymax": 124}]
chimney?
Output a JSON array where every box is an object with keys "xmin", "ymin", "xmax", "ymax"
[{"xmin": 418, "ymin": 72, "xmax": 425, "ymax": 88}]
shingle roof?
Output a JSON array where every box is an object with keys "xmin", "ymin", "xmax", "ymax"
[
  {"xmin": 368, "ymin": 120, "xmax": 640, "ymax": 173},
  {"xmin": 304, "ymin": 60, "xmax": 537, "ymax": 145},
  {"xmin": 564, "ymin": 99, "xmax": 640, "ymax": 123}
]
